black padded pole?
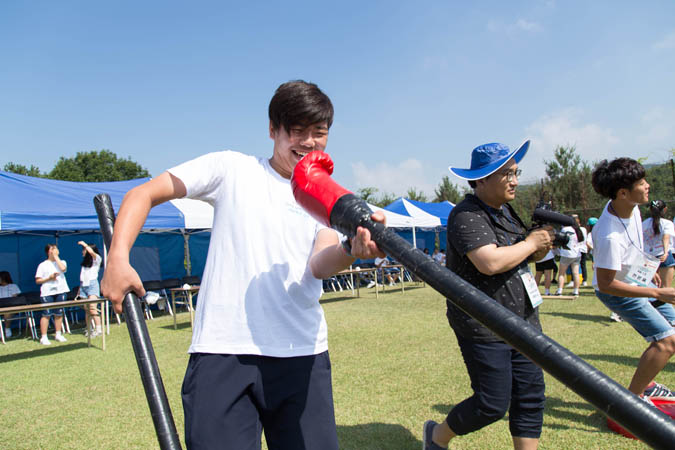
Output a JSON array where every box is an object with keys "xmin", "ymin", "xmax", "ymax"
[
  {"xmin": 330, "ymin": 193, "xmax": 675, "ymax": 449},
  {"xmin": 94, "ymin": 194, "xmax": 182, "ymax": 450}
]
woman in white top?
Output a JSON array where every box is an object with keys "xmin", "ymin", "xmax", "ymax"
[
  {"xmin": 556, "ymin": 222, "xmax": 581, "ymax": 296},
  {"xmin": 643, "ymin": 200, "xmax": 675, "ymax": 288},
  {"xmin": 35, "ymin": 244, "xmax": 69, "ymax": 345},
  {"xmin": 78, "ymin": 241, "xmax": 103, "ymax": 337},
  {"xmin": 0, "ymin": 270, "xmax": 21, "ymax": 338}
]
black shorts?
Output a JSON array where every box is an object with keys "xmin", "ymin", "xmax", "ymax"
[
  {"xmin": 535, "ymin": 259, "xmax": 557, "ymax": 272},
  {"xmin": 182, "ymin": 351, "xmax": 338, "ymax": 450}
]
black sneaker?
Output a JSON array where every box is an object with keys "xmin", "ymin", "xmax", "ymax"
[
  {"xmin": 423, "ymin": 420, "xmax": 447, "ymax": 450},
  {"xmin": 644, "ymin": 382, "xmax": 675, "ymax": 398}
]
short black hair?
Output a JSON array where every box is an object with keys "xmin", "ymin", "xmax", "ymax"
[
  {"xmin": 0, "ymin": 271, "xmax": 12, "ymax": 284},
  {"xmin": 591, "ymin": 158, "xmax": 646, "ymax": 199},
  {"xmin": 81, "ymin": 244, "xmax": 100, "ymax": 268},
  {"xmin": 44, "ymin": 243, "xmax": 57, "ymax": 256},
  {"xmin": 268, "ymin": 80, "xmax": 333, "ymax": 133}
]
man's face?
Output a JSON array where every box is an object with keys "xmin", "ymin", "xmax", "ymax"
[
  {"xmin": 269, "ymin": 121, "xmax": 329, "ymax": 178},
  {"xmin": 624, "ymin": 178, "xmax": 650, "ymax": 205},
  {"xmin": 479, "ymin": 159, "xmax": 519, "ymax": 206}
]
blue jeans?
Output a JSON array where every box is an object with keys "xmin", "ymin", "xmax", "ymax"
[
  {"xmin": 80, "ymin": 280, "xmax": 100, "ymax": 298},
  {"xmin": 595, "ymin": 290, "xmax": 675, "ymax": 341},
  {"xmin": 39, "ymin": 293, "xmax": 66, "ymax": 317},
  {"xmin": 446, "ymin": 332, "xmax": 545, "ymax": 439},
  {"xmin": 660, "ymin": 251, "xmax": 675, "ymax": 268}
]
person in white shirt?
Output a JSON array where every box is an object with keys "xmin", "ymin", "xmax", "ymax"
[
  {"xmin": 78, "ymin": 241, "xmax": 103, "ymax": 337},
  {"xmin": 555, "ymin": 222, "xmax": 581, "ymax": 296},
  {"xmin": 35, "ymin": 244, "xmax": 69, "ymax": 345},
  {"xmin": 0, "ymin": 271, "xmax": 21, "ymax": 338},
  {"xmin": 375, "ymin": 255, "xmax": 400, "ymax": 286},
  {"xmin": 101, "ymin": 80, "xmax": 385, "ymax": 449},
  {"xmin": 592, "ymin": 158, "xmax": 675, "ymax": 400},
  {"xmin": 432, "ymin": 248, "xmax": 444, "ymax": 264},
  {"xmin": 643, "ymin": 200, "xmax": 675, "ymax": 288}
]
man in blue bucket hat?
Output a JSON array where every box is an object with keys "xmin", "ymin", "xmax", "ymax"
[{"xmin": 423, "ymin": 142, "xmax": 554, "ymax": 450}]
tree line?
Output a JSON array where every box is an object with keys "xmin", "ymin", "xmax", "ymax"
[
  {"xmin": 5, "ymin": 146, "xmax": 675, "ymax": 226},
  {"xmin": 3, "ymin": 150, "xmax": 149, "ymax": 182}
]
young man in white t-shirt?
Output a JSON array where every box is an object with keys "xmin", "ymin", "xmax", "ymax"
[
  {"xmin": 35, "ymin": 244, "xmax": 69, "ymax": 345},
  {"xmin": 101, "ymin": 80, "xmax": 385, "ymax": 449},
  {"xmin": 592, "ymin": 157, "xmax": 675, "ymax": 400}
]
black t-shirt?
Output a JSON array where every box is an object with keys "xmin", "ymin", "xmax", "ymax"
[{"xmin": 445, "ymin": 194, "xmax": 541, "ymax": 342}]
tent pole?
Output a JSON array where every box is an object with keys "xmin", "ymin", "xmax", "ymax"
[
  {"xmin": 183, "ymin": 230, "xmax": 192, "ymax": 276},
  {"xmin": 412, "ymin": 225, "xmax": 417, "ymax": 249}
]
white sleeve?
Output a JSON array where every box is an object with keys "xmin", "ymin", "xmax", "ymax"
[
  {"xmin": 35, "ymin": 262, "xmax": 47, "ymax": 279},
  {"xmin": 168, "ymin": 151, "xmax": 232, "ymax": 204},
  {"xmin": 664, "ymin": 220, "xmax": 675, "ymax": 237},
  {"xmin": 593, "ymin": 235, "xmax": 624, "ymax": 271}
]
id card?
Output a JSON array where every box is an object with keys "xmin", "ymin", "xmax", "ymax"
[
  {"xmin": 624, "ymin": 251, "xmax": 660, "ymax": 287},
  {"xmin": 519, "ymin": 267, "xmax": 543, "ymax": 308}
]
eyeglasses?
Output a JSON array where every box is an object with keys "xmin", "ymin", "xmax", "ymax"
[{"xmin": 496, "ymin": 169, "xmax": 522, "ymax": 182}]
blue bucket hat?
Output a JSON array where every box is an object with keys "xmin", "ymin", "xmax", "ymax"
[{"xmin": 448, "ymin": 141, "xmax": 530, "ymax": 181}]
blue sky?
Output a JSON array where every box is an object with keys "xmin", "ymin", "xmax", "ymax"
[{"xmin": 2, "ymin": 1, "xmax": 675, "ymax": 199}]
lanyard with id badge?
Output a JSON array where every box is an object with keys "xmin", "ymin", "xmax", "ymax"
[
  {"xmin": 624, "ymin": 250, "xmax": 660, "ymax": 286},
  {"xmin": 519, "ymin": 267, "xmax": 543, "ymax": 308},
  {"xmin": 610, "ymin": 203, "xmax": 659, "ymax": 287}
]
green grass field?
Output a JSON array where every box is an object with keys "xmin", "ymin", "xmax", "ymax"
[{"xmin": 0, "ymin": 278, "xmax": 667, "ymax": 449}]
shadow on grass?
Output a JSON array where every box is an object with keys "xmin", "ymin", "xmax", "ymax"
[
  {"xmin": 0, "ymin": 341, "xmax": 90, "ymax": 363},
  {"xmin": 541, "ymin": 311, "xmax": 614, "ymax": 324},
  {"xmin": 337, "ymin": 422, "xmax": 419, "ymax": 450},
  {"xmin": 159, "ymin": 321, "xmax": 193, "ymax": 331},
  {"xmin": 544, "ymin": 396, "xmax": 603, "ymax": 431},
  {"xmin": 320, "ymin": 295, "xmax": 360, "ymax": 305},
  {"xmin": 432, "ymin": 397, "xmax": 608, "ymax": 433},
  {"xmin": 577, "ymin": 353, "xmax": 640, "ymax": 367}
]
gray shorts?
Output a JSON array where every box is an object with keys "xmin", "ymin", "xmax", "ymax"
[{"xmin": 559, "ymin": 255, "xmax": 581, "ymax": 266}]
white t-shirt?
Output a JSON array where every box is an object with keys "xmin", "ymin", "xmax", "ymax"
[
  {"xmin": 642, "ymin": 217, "xmax": 675, "ymax": 257},
  {"xmin": 558, "ymin": 226, "xmax": 580, "ymax": 259},
  {"xmin": 80, "ymin": 254, "xmax": 102, "ymax": 285},
  {"xmin": 36, "ymin": 260, "xmax": 69, "ymax": 297},
  {"xmin": 374, "ymin": 256, "xmax": 389, "ymax": 267},
  {"xmin": 586, "ymin": 232, "xmax": 594, "ymax": 253},
  {"xmin": 592, "ymin": 202, "xmax": 644, "ymax": 289},
  {"xmin": 578, "ymin": 227, "xmax": 588, "ymax": 254},
  {"xmin": 168, "ymin": 151, "xmax": 332, "ymax": 357},
  {"xmin": 0, "ymin": 283, "xmax": 20, "ymax": 298}
]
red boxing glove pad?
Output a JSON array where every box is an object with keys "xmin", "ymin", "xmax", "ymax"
[{"xmin": 291, "ymin": 151, "xmax": 352, "ymax": 227}]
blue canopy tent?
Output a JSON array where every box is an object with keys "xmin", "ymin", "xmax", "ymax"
[
  {"xmin": 383, "ymin": 198, "xmax": 453, "ymax": 250},
  {"xmin": 0, "ymin": 171, "xmax": 212, "ymax": 293}
]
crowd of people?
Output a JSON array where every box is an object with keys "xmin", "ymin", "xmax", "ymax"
[
  {"xmin": 1, "ymin": 240, "xmax": 103, "ymax": 343},
  {"xmin": 4, "ymin": 80, "xmax": 673, "ymax": 449}
]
